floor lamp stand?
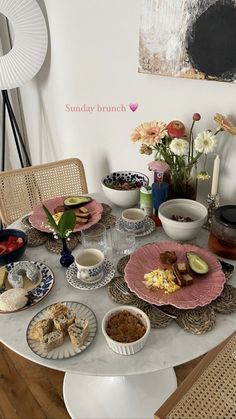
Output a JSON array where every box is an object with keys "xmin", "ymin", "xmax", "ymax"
[{"xmin": 1, "ymin": 89, "xmax": 31, "ymax": 171}]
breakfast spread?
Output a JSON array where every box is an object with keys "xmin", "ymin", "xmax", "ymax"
[
  {"xmin": 106, "ymin": 310, "xmax": 146, "ymax": 343},
  {"xmin": 53, "ymin": 196, "xmax": 92, "ymax": 226},
  {"xmin": 144, "ymin": 250, "xmax": 208, "ymax": 294},
  {"xmin": 28, "ymin": 303, "xmax": 89, "ymax": 352},
  {"xmin": 0, "ymin": 288, "xmax": 28, "ymax": 311}
]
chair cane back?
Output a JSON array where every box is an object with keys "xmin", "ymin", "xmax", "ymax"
[
  {"xmin": 154, "ymin": 332, "xmax": 236, "ymax": 419},
  {"xmin": 0, "ymin": 158, "xmax": 88, "ymax": 226}
]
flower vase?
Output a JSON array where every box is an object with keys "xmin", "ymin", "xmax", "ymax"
[
  {"xmin": 60, "ymin": 238, "xmax": 74, "ymax": 267},
  {"xmin": 169, "ymin": 166, "xmax": 198, "ymax": 200}
]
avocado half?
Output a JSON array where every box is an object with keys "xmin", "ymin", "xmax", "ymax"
[
  {"xmin": 186, "ymin": 252, "xmax": 209, "ymax": 275},
  {"xmin": 64, "ymin": 196, "xmax": 92, "ymax": 208}
]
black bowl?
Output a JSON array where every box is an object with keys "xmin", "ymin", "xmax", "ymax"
[{"xmin": 0, "ymin": 229, "xmax": 27, "ymax": 265}]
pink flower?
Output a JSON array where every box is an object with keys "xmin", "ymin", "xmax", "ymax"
[
  {"xmin": 139, "ymin": 121, "xmax": 167, "ymax": 145},
  {"xmin": 130, "ymin": 124, "xmax": 142, "ymax": 142},
  {"xmin": 148, "ymin": 160, "xmax": 170, "ymax": 172}
]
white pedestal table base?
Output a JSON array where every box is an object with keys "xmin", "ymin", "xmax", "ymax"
[{"xmin": 63, "ymin": 368, "xmax": 177, "ymax": 419}]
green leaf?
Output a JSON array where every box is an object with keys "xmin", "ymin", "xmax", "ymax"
[
  {"xmin": 43, "ymin": 205, "xmax": 59, "ymax": 232},
  {"xmin": 57, "ymin": 210, "xmax": 76, "ymax": 237}
]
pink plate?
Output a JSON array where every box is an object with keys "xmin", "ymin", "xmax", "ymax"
[
  {"xmin": 124, "ymin": 242, "xmax": 226, "ymax": 309},
  {"xmin": 29, "ymin": 197, "xmax": 103, "ymax": 233}
]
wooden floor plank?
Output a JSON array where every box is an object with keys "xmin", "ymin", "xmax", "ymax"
[{"xmin": 0, "ymin": 341, "xmax": 202, "ymax": 419}]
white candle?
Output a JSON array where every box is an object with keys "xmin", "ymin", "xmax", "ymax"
[{"xmin": 211, "ymin": 154, "xmax": 220, "ymax": 196}]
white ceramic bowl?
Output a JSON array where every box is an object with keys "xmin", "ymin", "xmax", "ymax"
[
  {"xmin": 101, "ymin": 171, "xmax": 149, "ymax": 208},
  {"xmin": 158, "ymin": 199, "xmax": 208, "ymax": 241},
  {"xmin": 102, "ymin": 305, "xmax": 151, "ymax": 356}
]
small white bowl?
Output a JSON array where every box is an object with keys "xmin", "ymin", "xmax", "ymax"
[
  {"xmin": 101, "ymin": 171, "xmax": 149, "ymax": 208},
  {"xmin": 102, "ymin": 305, "xmax": 151, "ymax": 356},
  {"xmin": 158, "ymin": 199, "xmax": 208, "ymax": 241}
]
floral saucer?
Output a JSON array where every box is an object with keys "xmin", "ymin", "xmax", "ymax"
[
  {"xmin": 115, "ymin": 217, "xmax": 156, "ymax": 237},
  {"xmin": 66, "ymin": 259, "xmax": 116, "ymax": 290}
]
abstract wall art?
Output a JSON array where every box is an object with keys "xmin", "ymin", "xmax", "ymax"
[{"xmin": 139, "ymin": 0, "xmax": 236, "ymax": 82}]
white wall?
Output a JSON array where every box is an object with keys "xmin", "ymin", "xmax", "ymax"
[{"xmin": 19, "ymin": 0, "xmax": 236, "ymax": 203}]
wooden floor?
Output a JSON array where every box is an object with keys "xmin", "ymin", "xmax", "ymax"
[{"xmin": 0, "ymin": 342, "xmax": 203, "ymax": 419}]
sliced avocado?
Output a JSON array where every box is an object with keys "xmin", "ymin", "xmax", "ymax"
[
  {"xmin": 64, "ymin": 196, "xmax": 92, "ymax": 208},
  {"xmin": 186, "ymin": 252, "xmax": 209, "ymax": 275}
]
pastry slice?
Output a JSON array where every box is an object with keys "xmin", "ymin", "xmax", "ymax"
[
  {"xmin": 41, "ymin": 330, "xmax": 64, "ymax": 351},
  {"xmin": 47, "ymin": 303, "xmax": 68, "ymax": 318},
  {"xmin": 53, "ymin": 309, "xmax": 76, "ymax": 335},
  {"xmin": 68, "ymin": 318, "xmax": 89, "ymax": 350},
  {"xmin": 28, "ymin": 318, "xmax": 53, "ymax": 341}
]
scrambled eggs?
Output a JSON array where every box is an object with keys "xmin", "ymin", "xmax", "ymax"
[
  {"xmin": 144, "ymin": 268, "xmax": 180, "ymax": 294},
  {"xmin": 52, "ymin": 212, "xmax": 64, "ymax": 225}
]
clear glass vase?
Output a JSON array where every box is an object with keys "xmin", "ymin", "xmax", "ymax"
[{"xmin": 169, "ymin": 165, "xmax": 197, "ymax": 200}]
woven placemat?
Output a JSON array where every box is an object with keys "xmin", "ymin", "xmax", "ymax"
[
  {"xmin": 26, "ymin": 229, "xmax": 48, "ymax": 247},
  {"xmin": 21, "ymin": 215, "xmax": 33, "ymax": 229},
  {"xmin": 117, "ymin": 255, "xmax": 131, "ymax": 275},
  {"xmin": 210, "ymin": 284, "xmax": 236, "ymax": 314},
  {"xmin": 175, "ymin": 306, "xmax": 216, "ymax": 334},
  {"xmin": 101, "ymin": 203, "xmax": 112, "ymax": 216},
  {"xmin": 45, "ymin": 234, "xmax": 79, "ymax": 254},
  {"xmin": 107, "ymin": 276, "xmax": 137, "ymax": 305},
  {"xmin": 99, "ymin": 213, "xmax": 117, "ymax": 228},
  {"xmin": 107, "ymin": 276, "xmax": 173, "ymax": 328}
]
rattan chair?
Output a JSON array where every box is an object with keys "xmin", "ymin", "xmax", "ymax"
[
  {"xmin": 0, "ymin": 158, "xmax": 88, "ymax": 226},
  {"xmin": 154, "ymin": 332, "xmax": 236, "ymax": 419}
]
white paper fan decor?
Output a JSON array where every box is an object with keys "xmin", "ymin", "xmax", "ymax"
[{"xmin": 0, "ymin": 0, "xmax": 48, "ymax": 89}]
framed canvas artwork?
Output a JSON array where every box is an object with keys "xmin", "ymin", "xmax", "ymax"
[{"xmin": 139, "ymin": 0, "xmax": 236, "ymax": 82}]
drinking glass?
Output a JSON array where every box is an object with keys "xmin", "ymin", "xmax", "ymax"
[
  {"xmin": 110, "ymin": 227, "xmax": 136, "ymax": 257},
  {"xmin": 81, "ymin": 223, "xmax": 107, "ymax": 253}
]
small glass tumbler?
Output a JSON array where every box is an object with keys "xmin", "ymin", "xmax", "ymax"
[
  {"xmin": 152, "ymin": 182, "xmax": 169, "ymax": 216},
  {"xmin": 111, "ymin": 227, "xmax": 136, "ymax": 257},
  {"xmin": 81, "ymin": 223, "xmax": 107, "ymax": 253}
]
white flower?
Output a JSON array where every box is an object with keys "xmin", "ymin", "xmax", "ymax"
[
  {"xmin": 194, "ymin": 131, "xmax": 216, "ymax": 154},
  {"xmin": 197, "ymin": 171, "xmax": 211, "ymax": 180},
  {"xmin": 169, "ymin": 138, "xmax": 189, "ymax": 156}
]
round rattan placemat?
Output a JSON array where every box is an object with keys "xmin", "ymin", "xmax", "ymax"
[
  {"xmin": 210, "ymin": 284, "xmax": 236, "ymax": 314},
  {"xmin": 117, "ymin": 255, "xmax": 131, "ymax": 275},
  {"xmin": 175, "ymin": 306, "xmax": 216, "ymax": 334},
  {"xmin": 26, "ymin": 229, "xmax": 48, "ymax": 247},
  {"xmin": 45, "ymin": 234, "xmax": 79, "ymax": 254},
  {"xmin": 101, "ymin": 203, "xmax": 112, "ymax": 216}
]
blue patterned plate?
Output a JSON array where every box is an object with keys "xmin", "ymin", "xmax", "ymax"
[
  {"xmin": 0, "ymin": 261, "xmax": 54, "ymax": 313},
  {"xmin": 66, "ymin": 259, "xmax": 115, "ymax": 290},
  {"xmin": 115, "ymin": 217, "xmax": 156, "ymax": 237}
]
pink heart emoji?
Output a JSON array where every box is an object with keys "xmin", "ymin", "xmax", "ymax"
[{"xmin": 129, "ymin": 103, "xmax": 138, "ymax": 112}]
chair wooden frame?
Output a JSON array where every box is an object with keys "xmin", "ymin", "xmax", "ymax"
[{"xmin": 0, "ymin": 158, "xmax": 88, "ymax": 226}]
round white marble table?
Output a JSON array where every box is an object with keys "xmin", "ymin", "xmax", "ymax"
[{"xmin": 0, "ymin": 193, "xmax": 236, "ymax": 376}]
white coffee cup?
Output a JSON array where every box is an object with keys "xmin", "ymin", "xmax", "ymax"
[
  {"xmin": 75, "ymin": 248, "xmax": 104, "ymax": 283},
  {"xmin": 121, "ymin": 208, "xmax": 146, "ymax": 232}
]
